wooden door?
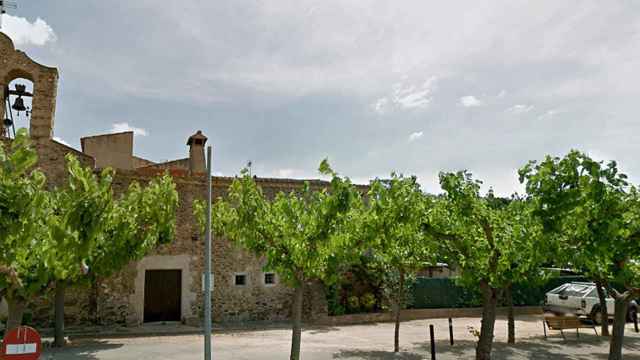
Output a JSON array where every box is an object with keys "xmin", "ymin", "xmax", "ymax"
[{"xmin": 144, "ymin": 270, "xmax": 182, "ymax": 322}]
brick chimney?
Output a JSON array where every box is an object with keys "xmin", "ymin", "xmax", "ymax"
[{"xmin": 187, "ymin": 130, "xmax": 207, "ymax": 174}]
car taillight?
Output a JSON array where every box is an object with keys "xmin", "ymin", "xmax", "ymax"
[{"xmin": 581, "ymin": 300, "xmax": 586, "ymax": 309}]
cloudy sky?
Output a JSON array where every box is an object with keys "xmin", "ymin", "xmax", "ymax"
[{"xmin": 2, "ymin": 1, "xmax": 640, "ymax": 194}]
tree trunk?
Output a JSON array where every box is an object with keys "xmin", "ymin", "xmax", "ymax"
[
  {"xmin": 290, "ymin": 283, "xmax": 305, "ymax": 360},
  {"xmin": 476, "ymin": 281, "xmax": 498, "ymax": 360},
  {"xmin": 608, "ymin": 294, "xmax": 630, "ymax": 360},
  {"xmin": 595, "ymin": 279, "xmax": 610, "ymax": 336},
  {"xmin": 506, "ymin": 284, "xmax": 515, "ymax": 344},
  {"xmin": 54, "ymin": 281, "xmax": 66, "ymax": 347},
  {"xmin": 394, "ymin": 269, "xmax": 405, "ymax": 353},
  {"xmin": 6, "ymin": 296, "xmax": 25, "ymax": 331}
]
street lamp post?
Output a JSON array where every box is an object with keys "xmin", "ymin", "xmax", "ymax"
[{"xmin": 204, "ymin": 146, "xmax": 213, "ymax": 360}]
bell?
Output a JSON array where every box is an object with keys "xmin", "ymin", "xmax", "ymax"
[
  {"xmin": 3, "ymin": 118, "xmax": 12, "ymax": 128},
  {"xmin": 12, "ymin": 96, "xmax": 26, "ymax": 112}
]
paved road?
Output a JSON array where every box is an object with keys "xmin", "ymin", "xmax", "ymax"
[{"xmin": 43, "ymin": 316, "xmax": 640, "ymax": 359}]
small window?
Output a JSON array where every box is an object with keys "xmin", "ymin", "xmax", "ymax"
[
  {"xmin": 264, "ymin": 272, "xmax": 276, "ymax": 285},
  {"xmin": 234, "ymin": 273, "xmax": 247, "ymax": 286}
]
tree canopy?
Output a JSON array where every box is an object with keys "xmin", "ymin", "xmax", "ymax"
[
  {"xmin": 425, "ymin": 171, "xmax": 546, "ymax": 360},
  {"xmin": 196, "ymin": 160, "xmax": 363, "ymax": 360},
  {"xmin": 0, "ymin": 130, "xmax": 51, "ymax": 309},
  {"xmin": 359, "ymin": 173, "xmax": 433, "ymax": 352},
  {"xmin": 519, "ymin": 150, "xmax": 640, "ymax": 360},
  {"xmin": 0, "ymin": 129, "xmax": 179, "ymax": 335}
]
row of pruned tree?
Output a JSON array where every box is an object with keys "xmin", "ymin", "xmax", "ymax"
[
  {"xmin": 0, "ymin": 130, "xmax": 179, "ymax": 346},
  {"xmin": 199, "ymin": 152, "xmax": 640, "ymax": 360}
]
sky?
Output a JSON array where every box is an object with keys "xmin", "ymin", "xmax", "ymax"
[{"xmin": 2, "ymin": 1, "xmax": 640, "ymax": 195}]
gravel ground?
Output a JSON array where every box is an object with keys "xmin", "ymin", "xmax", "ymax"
[{"xmin": 43, "ymin": 315, "xmax": 640, "ymax": 359}]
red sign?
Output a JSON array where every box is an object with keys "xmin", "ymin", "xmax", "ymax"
[{"xmin": 1, "ymin": 326, "xmax": 41, "ymax": 360}]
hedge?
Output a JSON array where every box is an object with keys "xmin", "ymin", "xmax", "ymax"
[{"xmin": 410, "ymin": 276, "xmax": 588, "ymax": 309}]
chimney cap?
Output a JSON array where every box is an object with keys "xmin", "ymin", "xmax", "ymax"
[{"xmin": 187, "ymin": 130, "xmax": 208, "ymax": 146}]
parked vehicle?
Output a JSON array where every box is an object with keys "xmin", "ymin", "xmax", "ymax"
[{"xmin": 543, "ymin": 282, "xmax": 638, "ymax": 325}]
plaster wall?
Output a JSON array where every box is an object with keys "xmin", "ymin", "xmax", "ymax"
[{"xmin": 81, "ymin": 132, "xmax": 134, "ymax": 170}]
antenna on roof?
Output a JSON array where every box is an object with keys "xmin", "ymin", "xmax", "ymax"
[
  {"xmin": 247, "ymin": 160, "xmax": 252, "ymax": 176},
  {"xmin": 0, "ymin": 1, "xmax": 17, "ymax": 30}
]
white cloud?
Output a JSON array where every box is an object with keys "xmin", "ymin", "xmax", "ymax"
[
  {"xmin": 408, "ymin": 131, "xmax": 424, "ymax": 142},
  {"xmin": 506, "ymin": 104, "xmax": 534, "ymax": 115},
  {"xmin": 53, "ymin": 136, "xmax": 71, "ymax": 147},
  {"xmin": 110, "ymin": 122, "xmax": 148, "ymax": 137},
  {"xmin": 372, "ymin": 98, "xmax": 390, "ymax": 114},
  {"xmin": 373, "ymin": 76, "xmax": 437, "ymax": 114},
  {"xmin": 537, "ymin": 109, "xmax": 560, "ymax": 121},
  {"xmin": 2, "ymin": 15, "xmax": 56, "ymax": 46},
  {"xmin": 460, "ymin": 95, "xmax": 483, "ymax": 107}
]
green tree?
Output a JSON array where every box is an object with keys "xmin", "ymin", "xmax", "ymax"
[
  {"xmin": 196, "ymin": 160, "xmax": 362, "ymax": 360},
  {"xmin": 519, "ymin": 151, "xmax": 640, "ymax": 360},
  {"xmin": 45, "ymin": 155, "xmax": 115, "ymax": 346},
  {"xmin": 84, "ymin": 172, "xmax": 178, "ymax": 326},
  {"xmin": 47, "ymin": 155, "xmax": 179, "ymax": 346},
  {"xmin": 424, "ymin": 171, "xmax": 546, "ymax": 360},
  {"xmin": 361, "ymin": 174, "xmax": 433, "ymax": 352},
  {"xmin": 0, "ymin": 129, "xmax": 50, "ymax": 331},
  {"xmin": 1, "ymin": 131, "xmax": 179, "ymax": 341}
]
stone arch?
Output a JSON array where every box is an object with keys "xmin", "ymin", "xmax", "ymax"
[
  {"xmin": 4, "ymin": 77, "xmax": 35, "ymax": 136},
  {"xmin": 0, "ymin": 32, "xmax": 59, "ymax": 139}
]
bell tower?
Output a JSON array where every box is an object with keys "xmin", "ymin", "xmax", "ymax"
[{"xmin": 0, "ymin": 32, "xmax": 58, "ymax": 140}]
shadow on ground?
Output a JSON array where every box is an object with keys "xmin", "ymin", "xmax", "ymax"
[
  {"xmin": 406, "ymin": 335, "xmax": 640, "ymax": 360},
  {"xmin": 334, "ymin": 334, "xmax": 640, "ymax": 360},
  {"xmin": 332, "ymin": 350, "xmax": 425, "ymax": 360},
  {"xmin": 44, "ymin": 340, "xmax": 124, "ymax": 360}
]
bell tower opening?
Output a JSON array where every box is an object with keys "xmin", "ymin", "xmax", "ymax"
[
  {"xmin": 3, "ymin": 78, "xmax": 34, "ymax": 138},
  {"xmin": 1, "ymin": 32, "xmax": 59, "ymax": 140}
]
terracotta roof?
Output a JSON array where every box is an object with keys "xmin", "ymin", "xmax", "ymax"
[
  {"xmin": 137, "ymin": 157, "xmax": 189, "ymax": 170},
  {"xmin": 109, "ymin": 166, "xmax": 368, "ymax": 190}
]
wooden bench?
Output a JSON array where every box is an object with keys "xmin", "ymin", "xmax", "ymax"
[{"xmin": 543, "ymin": 315, "xmax": 598, "ymax": 340}]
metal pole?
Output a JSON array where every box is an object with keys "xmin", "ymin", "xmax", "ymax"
[
  {"xmin": 204, "ymin": 146, "xmax": 212, "ymax": 360},
  {"xmin": 448, "ymin": 318, "xmax": 454, "ymax": 346},
  {"xmin": 429, "ymin": 324, "xmax": 436, "ymax": 360},
  {"xmin": 634, "ymin": 311, "xmax": 639, "ymax": 333}
]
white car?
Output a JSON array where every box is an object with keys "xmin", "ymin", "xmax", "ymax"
[{"xmin": 544, "ymin": 282, "xmax": 638, "ymax": 324}]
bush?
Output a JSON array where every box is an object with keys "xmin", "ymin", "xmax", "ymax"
[
  {"xmin": 326, "ymin": 284, "xmax": 346, "ymax": 316},
  {"xmin": 361, "ymin": 293, "xmax": 376, "ymax": 312},
  {"xmin": 347, "ymin": 296, "xmax": 360, "ymax": 313}
]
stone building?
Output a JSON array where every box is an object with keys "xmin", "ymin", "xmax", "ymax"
[{"xmin": 1, "ymin": 32, "xmax": 329, "ymax": 327}]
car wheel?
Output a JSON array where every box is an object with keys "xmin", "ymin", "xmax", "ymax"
[
  {"xmin": 591, "ymin": 308, "xmax": 603, "ymax": 325},
  {"xmin": 627, "ymin": 307, "xmax": 637, "ymax": 323}
]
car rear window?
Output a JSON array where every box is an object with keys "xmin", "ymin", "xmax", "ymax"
[
  {"xmin": 548, "ymin": 284, "xmax": 569, "ymax": 294},
  {"xmin": 558, "ymin": 284, "xmax": 592, "ymax": 297}
]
